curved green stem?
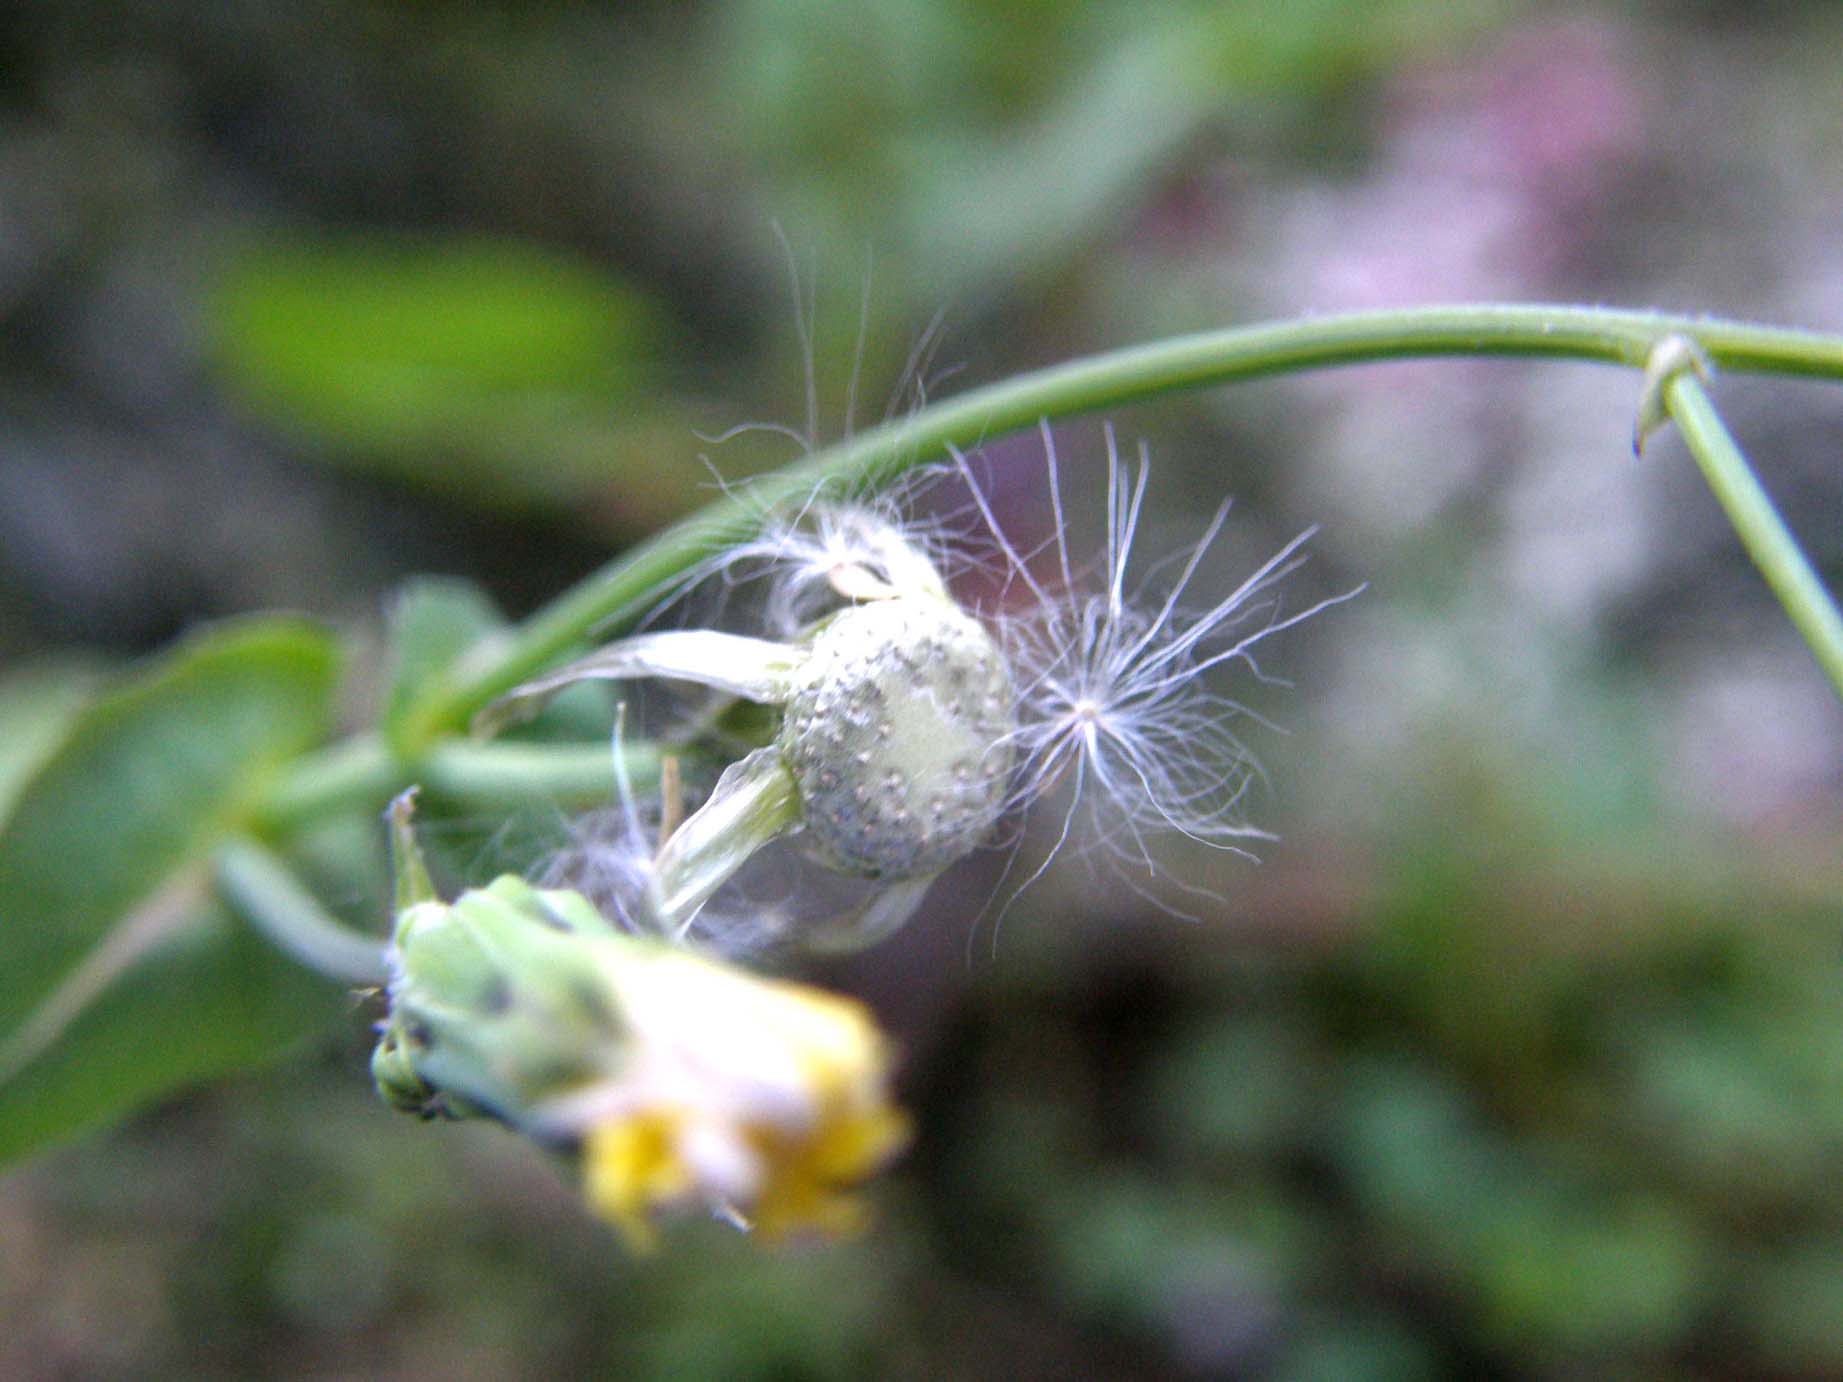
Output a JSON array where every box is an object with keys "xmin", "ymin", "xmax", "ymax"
[
  {"xmin": 1662, "ymin": 371, "xmax": 1843, "ymax": 701},
  {"xmin": 420, "ymin": 740, "xmax": 658, "ymax": 808},
  {"xmin": 214, "ymin": 838, "xmax": 389, "ymax": 985},
  {"xmin": 256, "ymin": 734, "xmax": 396, "ymax": 834},
  {"xmin": 399, "ymin": 304, "xmax": 1843, "ymax": 740},
  {"xmin": 255, "ymin": 737, "xmax": 655, "ymax": 834}
]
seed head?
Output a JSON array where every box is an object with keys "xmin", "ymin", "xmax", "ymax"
[
  {"xmin": 780, "ymin": 594, "xmax": 1013, "ymax": 879},
  {"xmin": 486, "ymin": 422, "xmax": 1356, "ymax": 948}
]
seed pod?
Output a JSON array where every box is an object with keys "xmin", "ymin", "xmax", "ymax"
[
  {"xmin": 778, "ymin": 595, "xmax": 1014, "ymax": 880},
  {"xmin": 476, "ymin": 511, "xmax": 1023, "ymax": 946}
]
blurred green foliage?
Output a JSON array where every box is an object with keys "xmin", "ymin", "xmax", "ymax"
[
  {"xmin": 210, "ymin": 233, "xmax": 666, "ymax": 507},
  {"xmin": 715, "ymin": 0, "xmax": 1520, "ymax": 311},
  {"xmin": 0, "ymin": 660, "xmax": 103, "ymax": 816},
  {"xmin": 0, "ymin": 622, "xmax": 346, "ymax": 1165},
  {"xmin": 4, "ymin": 0, "xmax": 1843, "ymax": 1376},
  {"xmin": 11, "ymin": 847, "xmax": 1842, "ymax": 1376}
]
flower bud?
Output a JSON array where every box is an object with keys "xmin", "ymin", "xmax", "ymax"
[
  {"xmin": 373, "ymin": 803, "xmax": 908, "ymax": 1248},
  {"xmin": 374, "ymin": 877, "xmax": 630, "ymax": 1123}
]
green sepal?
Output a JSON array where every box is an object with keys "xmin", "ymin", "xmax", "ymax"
[
  {"xmin": 375, "ymin": 875, "xmax": 636, "ymax": 1128},
  {"xmin": 387, "ymin": 790, "xmax": 439, "ymax": 912}
]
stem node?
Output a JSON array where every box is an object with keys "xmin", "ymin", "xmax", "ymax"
[{"xmin": 1635, "ymin": 333, "xmax": 1714, "ymax": 456}]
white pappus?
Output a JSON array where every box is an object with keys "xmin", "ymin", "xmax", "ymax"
[{"xmin": 957, "ymin": 421, "xmax": 1362, "ymax": 908}]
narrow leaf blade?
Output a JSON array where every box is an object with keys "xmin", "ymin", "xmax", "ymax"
[{"xmin": 0, "ymin": 618, "xmax": 347, "ymax": 1164}]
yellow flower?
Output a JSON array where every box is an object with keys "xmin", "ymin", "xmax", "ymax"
[
  {"xmin": 373, "ymin": 797, "xmax": 911, "ymax": 1251},
  {"xmin": 554, "ymin": 947, "xmax": 910, "ymax": 1250}
]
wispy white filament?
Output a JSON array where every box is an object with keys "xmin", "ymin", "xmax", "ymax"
[{"xmin": 953, "ymin": 422, "xmax": 1362, "ymax": 898}]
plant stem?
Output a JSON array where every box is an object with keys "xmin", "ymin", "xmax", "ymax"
[
  {"xmin": 256, "ymin": 737, "xmax": 652, "ymax": 834},
  {"xmin": 214, "ymin": 838, "xmax": 389, "ymax": 984},
  {"xmin": 256, "ymin": 735, "xmax": 396, "ymax": 834},
  {"xmin": 420, "ymin": 740, "xmax": 657, "ymax": 808},
  {"xmin": 401, "ymin": 304, "xmax": 1843, "ymax": 739},
  {"xmin": 1662, "ymin": 372, "xmax": 1843, "ymax": 701}
]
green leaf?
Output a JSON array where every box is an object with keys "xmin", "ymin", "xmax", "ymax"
[
  {"xmin": 0, "ymin": 896, "xmax": 342, "ymax": 1165},
  {"xmin": 0, "ymin": 618, "xmax": 345, "ymax": 1166},
  {"xmin": 382, "ymin": 578, "xmax": 506, "ymax": 755},
  {"xmin": 383, "ymin": 575, "xmax": 626, "ymax": 753},
  {"xmin": 0, "ymin": 657, "xmax": 105, "ymax": 821},
  {"xmin": 207, "ymin": 231, "xmax": 667, "ymax": 508}
]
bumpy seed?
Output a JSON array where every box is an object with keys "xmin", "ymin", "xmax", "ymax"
[{"xmin": 780, "ymin": 596, "xmax": 1014, "ymax": 879}]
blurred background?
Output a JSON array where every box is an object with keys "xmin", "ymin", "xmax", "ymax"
[{"xmin": 5, "ymin": 0, "xmax": 1843, "ymax": 1376}]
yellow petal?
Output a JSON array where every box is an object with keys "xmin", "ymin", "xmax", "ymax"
[{"xmin": 582, "ymin": 1113, "xmax": 693, "ymax": 1252}]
